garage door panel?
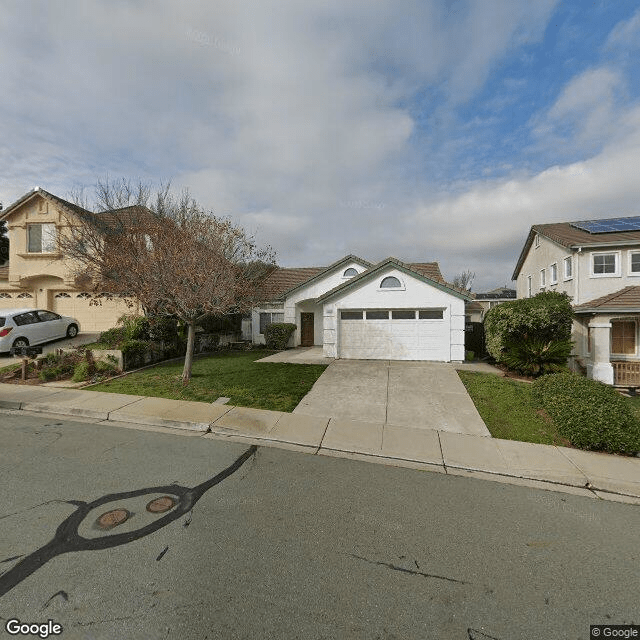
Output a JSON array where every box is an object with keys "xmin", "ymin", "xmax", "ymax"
[
  {"xmin": 52, "ymin": 291, "xmax": 131, "ymax": 332},
  {"xmin": 339, "ymin": 309, "xmax": 449, "ymax": 361}
]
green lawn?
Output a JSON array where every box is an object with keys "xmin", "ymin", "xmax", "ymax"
[
  {"xmin": 457, "ymin": 370, "xmax": 566, "ymax": 445},
  {"xmin": 88, "ymin": 350, "xmax": 327, "ymax": 412}
]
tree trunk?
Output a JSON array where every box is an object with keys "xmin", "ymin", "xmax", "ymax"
[{"xmin": 182, "ymin": 321, "xmax": 196, "ymax": 385}]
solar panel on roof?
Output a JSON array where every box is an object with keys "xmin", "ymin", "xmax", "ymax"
[{"xmin": 570, "ymin": 217, "xmax": 640, "ymax": 234}]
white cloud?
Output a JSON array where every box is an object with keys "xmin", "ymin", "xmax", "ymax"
[{"xmin": 605, "ymin": 7, "xmax": 640, "ymax": 50}]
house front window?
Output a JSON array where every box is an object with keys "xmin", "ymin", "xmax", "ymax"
[
  {"xmin": 550, "ymin": 263, "xmax": 557, "ymax": 284},
  {"xmin": 629, "ymin": 252, "xmax": 640, "ymax": 275},
  {"xmin": 592, "ymin": 252, "xmax": 619, "ymax": 276},
  {"xmin": 259, "ymin": 312, "xmax": 284, "ymax": 334},
  {"xmin": 28, "ymin": 223, "xmax": 57, "ymax": 253},
  {"xmin": 564, "ymin": 256, "xmax": 572, "ymax": 280},
  {"xmin": 527, "ymin": 276, "xmax": 532, "ymax": 297},
  {"xmin": 540, "ymin": 268, "xmax": 546, "ymax": 289},
  {"xmin": 611, "ymin": 320, "xmax": 636, "ymax": 355}
]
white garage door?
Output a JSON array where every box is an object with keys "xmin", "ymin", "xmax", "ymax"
[
  {"xmin": 52, "ymin": 292, "xmax": 132, "ymax": 332},
  {"xmin": 338, "ymin": 308, "xmax": 450, "ymax": 361}
]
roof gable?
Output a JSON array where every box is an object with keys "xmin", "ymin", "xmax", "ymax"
[
  {"xmin": 0, "ymin": 188, "xmax": 93, "ymax": 223},
  {"xmin": 272, "ymin": 254, "xmax": 372, "ymax": 300},
  {"xmin": 316, "ymin": 257, "xmax": 472, "ymax": 303}
]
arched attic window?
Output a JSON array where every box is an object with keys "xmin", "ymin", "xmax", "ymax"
[
  {"xmin": 380, "ymin": 276, "xmax": 401, "ymax": 288},
  {"xmin": 343, "ymin": 268, "xmax": 358, "ymax": 277}
]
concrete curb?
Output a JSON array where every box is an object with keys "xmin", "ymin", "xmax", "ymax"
[{"xmin": 1, "ymin": 382, "xmax": 639, "ymax": 504}]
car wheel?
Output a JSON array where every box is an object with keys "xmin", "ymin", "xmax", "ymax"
[
  {"xmin": 12, "ymin": 338, "xmax": 29, "ymax": 349},
  {"xmin": 66, "ymin": 324, "xmax": 79, "ymax": 338}
]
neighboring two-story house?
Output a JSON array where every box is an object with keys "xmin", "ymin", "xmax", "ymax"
[
  {"xmin": 512, "ymin": 217, "xmax": 640, "ymax": 386},
  {"xmin": 0, "ymin": 187, "xmax": 139, "ymax": 331}
]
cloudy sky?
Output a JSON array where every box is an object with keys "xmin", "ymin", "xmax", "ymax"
[{"xmin": 2, "ymin": 0, "xmax": 640, "ymax": 289}]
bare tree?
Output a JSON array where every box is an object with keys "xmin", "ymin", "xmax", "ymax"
[
  {"xmin": 61, "ymin": 180, "xmax": 276, "ymax": 384},
  {"xmin": 452, "ymin": 269, "xmax": 475, "ymax": 291}
]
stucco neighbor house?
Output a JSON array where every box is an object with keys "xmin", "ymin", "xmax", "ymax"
[
  {"xmin": 512, "ymin": 217, "xmax": 640, "ymax": 386},
  {"xmin": 253, "ymin": 255, "xmax": 471, "ymax": 361},
  {"xmin": 0, "ymin": 187, "xmax": 140, "ymax": 331}
]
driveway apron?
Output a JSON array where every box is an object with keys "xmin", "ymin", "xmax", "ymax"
[{"xmin": 294, "ymin": 360, "xmax": 490, "ymax": 437}]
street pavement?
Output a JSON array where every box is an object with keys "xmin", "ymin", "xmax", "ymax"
[
  {"xmin": 0, "ymin": 412, "xmax": 638, "ymax": 640},
  {"xmin": 1, "ymin": 378, "xmax": 639, "ymax": 502}
]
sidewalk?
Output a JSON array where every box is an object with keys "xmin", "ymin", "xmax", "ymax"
[{"xmin": 1, "ymin": 383, "xmax": 639, "ymax": 504}]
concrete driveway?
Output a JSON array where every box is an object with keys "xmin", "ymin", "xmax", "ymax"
[
  {"xmin": 0, "ymin": 332, "xmax": 100, "ymax": 367},
  {"xmin": 294, "ymin": 359, "xmax": 491, "ymax": 436}
]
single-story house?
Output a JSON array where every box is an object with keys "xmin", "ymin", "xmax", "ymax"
[{"xmin": 252, "ymin": 255, "xmax": 471, "ymax": 361}]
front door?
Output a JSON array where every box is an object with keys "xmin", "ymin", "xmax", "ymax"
[{"xmin": 300, "ymin": 312, "xmax": 314, "ymax": 347}]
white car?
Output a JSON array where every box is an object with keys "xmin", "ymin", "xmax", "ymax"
[{"xmin": 0, "ymin": 308, "xmax": 81, "ymax": 353}]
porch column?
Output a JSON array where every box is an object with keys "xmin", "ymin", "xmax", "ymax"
[{"xmin": 588, "ymin": 317, "xmax": 614, "ymax": 385}]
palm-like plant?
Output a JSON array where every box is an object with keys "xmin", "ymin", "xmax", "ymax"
[{"xmin": 501, "ymin": 334, "xmax": 573, "ymax": 377}]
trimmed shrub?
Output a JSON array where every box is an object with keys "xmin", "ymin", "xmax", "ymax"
[
  {"xmin": 264, "ymin": 323, "xmax": 296, "ymax": 350},
  {"xmin": 500, "ymin": 335, "xmax": 573, "ymax": 377},
  {"xmin": 97, "ymin": 326, "xmax": 127, "ymax": 348},
  {"xmin": 484, "ymin": 291, "xmax": 574, "ymax": 364},
  {"xmin": 533, "ymin": 372, "xmax": 640, "ymax": 454},
  {"xmin": 147, "ymin": 314, "xmax": 179, "ymax": 343},
  {"xmin": 117, "ymin": 314, "xmax": 151, "ymax": 341}
]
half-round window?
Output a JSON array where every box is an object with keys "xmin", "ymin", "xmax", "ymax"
[
  {"xmin": 17, "ymin": 292, "xmax": 33, "ymax": 298},
  {"xmin": 55, "ymin": 292, "xmax": 71, "ymax": 298},
  {"xmin": 343, "ymin": 268, "xmax": 358, "ymax": 277},
  {"xmin": 380, "ymin": 276, "xmax": 401, "ymax": 288},
  {"xmin": 0, "ymin": 293, "xmax": 11, "ymax": 299}
]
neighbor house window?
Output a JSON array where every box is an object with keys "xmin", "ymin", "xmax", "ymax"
[
  {"xmin": 550, "ymin": 263, "xmax": 557, "ymax": 284},
  {"xmin": 28, "ymin": 223, "xmax": 56, "ymax": 253},
  {"xmin": 343, "ymin": 268, "xmax": 358, "ymax": 277},
  {"xmin": 611, "ymin": 320, "xmax": 636, "ymax": 355},
  {"xmin": 540, "ymin": 269, "xmax": 546, "ymax": 289},
  {"xmin": 630, "ymin": 252, "xmax": 640, "ymax": 275},
  {"xmin": 380, "ymin": 276, "xmax": 402, "ymax": 288},
  {"xmin": 592, "ymin": 252, "xmax": 619, "ymax": 276},
  {"xmin": 527, "ymin": 276, "xmax": 532, "ymax": 297},
  {"xmin": 534, "ymin": 234, "xmax": 540, "ymax": 248},
  {"xmin": 259, "ymin": 312, "xmax": 284, "ymax": 334},
  {"xmin": 564, "ymin": 256, "xmax": 572, "ymax": 279}
]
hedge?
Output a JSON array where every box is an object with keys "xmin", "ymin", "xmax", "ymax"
[
  {"xmin": 484, "ymin": 291, "xmax": 574, "ymax": 363},
  {"xmin": 264, "ymin": 323, "xmax": 296, "ymax": 350},
  {"xmin": 532, "ymin": 372, "xmax": 640, "ymax": 454}
]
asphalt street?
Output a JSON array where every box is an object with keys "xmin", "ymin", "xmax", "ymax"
[{"xmin": 0, "ymin": 411, "xmax": 638, "ymax": 640}]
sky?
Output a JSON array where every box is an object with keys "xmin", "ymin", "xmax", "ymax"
[{"xmin": 1, "ymin": 0, "xmax": 640, "ymax": 290}]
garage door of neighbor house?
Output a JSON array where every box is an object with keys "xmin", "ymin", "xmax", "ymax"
[
  {"xmin": 0, "ymin": 291, "xmax": 36, "ymax": 310},
  {"xmin": 338, "ymin": 308, "xmax": 449, "ymax": 361},
  {"xmin": 52, "ymin": 292, "xmax": 130, "ymax": 332}
]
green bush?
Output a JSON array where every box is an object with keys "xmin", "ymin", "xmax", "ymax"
[
  {"xmin": 484, "ymin": 291, "xmax": 574, "ymax": 364},
  {"xmin": 71, "ymin": 361, "xmax": 91, "ymax": 382},
  {"xmin": 500, "ymin": 335, "xmax": 573, "ymax": 377},
  {"xmin": 117, "ymin": 314, "xmax": 151, "ymax": 341},
  {"xmin": 533, "ymin": 372, "xmax": 640, "ymax": 454},
  {"xmin": 97, "ymin": 326, "xmax": 127, "ymax": 348},
  {"xmin": 120, "ymin": 339, "xmax": 151, "ymax": 358},
  {"xmin": 147, "ymin": 314, "xmax": 179, "ymax": 343},
  {"xmin": 465, "ymin": 350, "xmax": 474, "ymax": 361},
  {"xmin": 39, "ymin": 367, "xmax": 58, "ymax": 381},
  {"xmin": 264, "ymin": 323, "xmax": 296, "ymax": 350},
  {"xmin": 197, "ymin": 313, "xmax": 241, "ymax": 334}
]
